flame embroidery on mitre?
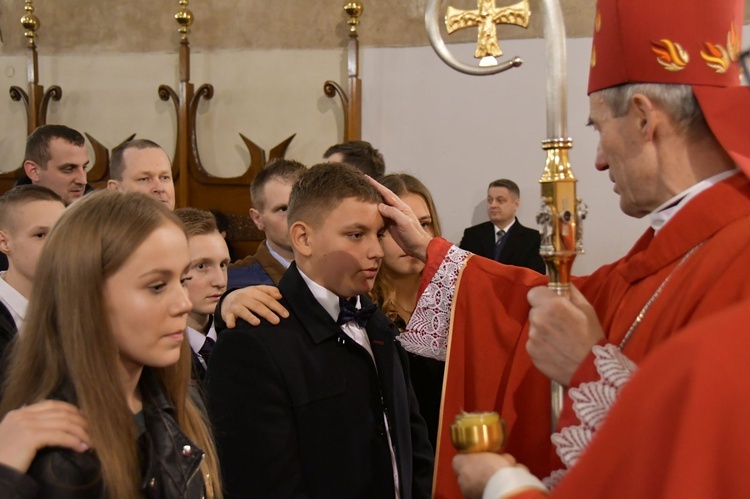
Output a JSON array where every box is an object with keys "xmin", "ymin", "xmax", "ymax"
[
  {"xmin": 727, "ymin": 22, "xmax": 740, "ymax": 62},
  {"xmin": 651, "ymin": 39, "xmax": 689, "ymax": 72},
  {"xmin": 590, "ymin": 10, "xmax": 601, "ymax": 68},
  {"xmin": 700, "ymin": 22, "xmax": 740, "ymax": 74},
  {"xmin": 700, "ymin": 42, "xmax": 730, "ymax": 73}
]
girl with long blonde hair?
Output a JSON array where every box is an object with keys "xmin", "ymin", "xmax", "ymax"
[
  {"xmin": 0, "ymin": 191, "xmax": 221, "ymax": 498},
  {"xmin": 370, "ymin": 173, "xmax": 444, "ymax": 446}
]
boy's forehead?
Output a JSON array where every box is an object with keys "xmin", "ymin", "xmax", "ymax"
[
  {"xmin": 320, "ymin": 197, "xmax": 384, "ymax": 226},
  {"xmin": 188, "ymin": 231, "xmax": 229, "ymax": 251},
  {"xmin": 2, "ymin": 199, "xmax": 64, "ymax": 233}
]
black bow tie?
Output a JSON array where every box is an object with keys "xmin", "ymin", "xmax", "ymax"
[{"xmin": 336, "ymin": 297, "xmax": 377, "ymax": 328}]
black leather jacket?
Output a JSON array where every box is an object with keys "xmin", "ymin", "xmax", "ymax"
[{"xmin": 10, "ymin": 369, "xmax": 207, "ymax": 498}]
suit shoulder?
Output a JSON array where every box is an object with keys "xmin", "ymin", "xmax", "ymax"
[
  {"xmin": 463, "ymin": 221, "xmax": 493, "ymax": 233},
  {"xmin": 514, "ymin": 222, "xmax": 541, "ymax": 237}
]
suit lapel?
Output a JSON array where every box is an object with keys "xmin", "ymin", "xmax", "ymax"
[
  {"xmin": 278, "ymin": 263, "xmax": 340, "ymax": 345},
  {"xmin": 482, "ymin": 222, "xmax": 497, "ymax": 258},
  {"xmin": 497, "ymin": 218, "xmax": 519, "ymax": 261}
]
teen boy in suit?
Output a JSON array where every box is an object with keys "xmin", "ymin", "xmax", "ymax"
[
  {"xmin": 174, "ymin": 208, "xmax": 230, "ymax": 383},
  {"xmin": 206, "ymin": 163, "xmax": 433, "ymax": 499}
]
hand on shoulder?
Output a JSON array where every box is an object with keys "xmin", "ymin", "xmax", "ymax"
[
  {"xmin": 0, "ymin": 400, "xmax": 91, "ymax": 473},
  {"xmin": 220, "ymin": 285, "xmax": 289, "ymax": 328}
]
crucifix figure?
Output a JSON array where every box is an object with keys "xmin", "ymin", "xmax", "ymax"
[{"xmin": 446, "ymin": 0, "xmax": 531, "ymax": 59}]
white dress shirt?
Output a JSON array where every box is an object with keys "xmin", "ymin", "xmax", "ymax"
[{"xmin": 0, "ymin": 271, "xmax": 27, "ymax": 332}]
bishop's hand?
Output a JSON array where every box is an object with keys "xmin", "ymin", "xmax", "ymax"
[
  {"xmin": 366, "ymin": 175, "xmax": 433, "ymax": 262},
  {"xmin": 526, "ymin": 284, "xmax": 605, "ymax": 386}
]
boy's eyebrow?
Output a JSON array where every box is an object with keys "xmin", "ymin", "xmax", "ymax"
[{"xmin": 341, "ymin": 222, "xmax": 380, "ymax": 232}]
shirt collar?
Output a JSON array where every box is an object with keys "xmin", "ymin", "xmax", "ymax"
[
  {"xmin": 297, "ymin": 268, "xmax": 360, "ymax": 322},
  {"xmin": 0, "ymin": 272, "xmax": 28, "ymax": 328},
  {"xmin": 493, "ymin": 218, "xmax": 516, "ymax": 235},
  {"xmin": 649, "ymin": 169, "xmax": 739, "ymax": 233},
  {"xmin": 186, "ymin": 316, "xmax": 216, "ymax": 355},
  {"xmin": 266, "ymin": 241, "xmax": 292, "ymax": 269}
]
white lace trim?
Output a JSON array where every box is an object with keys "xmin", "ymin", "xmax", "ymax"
[
  {"xmin": 544, "ymin": 344, "xmax": 637, "ymax": 487},
  {"xmin": 396, "ymin": 245, "xmax": 471, "ymax": 361}
]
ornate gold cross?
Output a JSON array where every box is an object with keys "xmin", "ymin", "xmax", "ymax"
[{"xmin": 446, "ymin": 0, "xmax": 531, "ymax": 59}]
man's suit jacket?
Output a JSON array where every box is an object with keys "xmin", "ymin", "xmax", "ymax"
[
  {"xmin": 227, "ymin": 239, "xmax": 286, "ymax": 289},
  {"xmin": 459, "ymin": 218, "xmax": 546, "ymax": 274},
  {"xmin": 206, "ymin": 263, "xmax": 434, "ymax": 499}
]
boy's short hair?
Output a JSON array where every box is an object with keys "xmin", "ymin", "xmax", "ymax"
[
  {"xmin": 0, "ymin": 185, "xmax": 64, "ymax": 230},
  {"xmin": 109, "ymin": 139, "xmax": 165, "ymax": 181},
  {"xmin": 250, "ymin": 159, "xmax": 306, "ymax": 211},
  {"xmin": 323, "ymin": 141, "xmax": 385, "ymax": 179},
  {"xmin": 288, "ymin": 163, "xmax": 382, "ymax": 228},
  {"xmin": 25, "ymin": 125, "xmax": 86, "ymax": 168},
  {"xmin": 174, "ymin": 207, "xmax": 219, "ymax": 238}
]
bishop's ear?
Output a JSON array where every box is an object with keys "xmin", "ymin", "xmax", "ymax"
[{"xmin": 630, "ymin": 93, "xmax": 658, "ymax": 141}]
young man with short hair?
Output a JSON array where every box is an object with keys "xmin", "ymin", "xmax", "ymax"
[
  {"xmin": 228, "ymin": 158, "xmax": 306, "ymax": 288},
  {"xmin": 0, "ymin": 186, "xmax": 66, "ymax": 360},
  {"xmin": 323, "ymin": 140, "xmax": 386, "ymax": 179},
  {"xmin": 19, "ymin": 125, "xmax": 91, "ymax": 206},
  {"xmin": 107, "ymin": 139, "xmax": 175, "ymax": 210},
  {"xmin": 207, "ymin": 163, "xmax": 433, "ymax": 499},
  {"xmin": 174, "ymin": 208, "xmax": 230, "ymax": 382}
]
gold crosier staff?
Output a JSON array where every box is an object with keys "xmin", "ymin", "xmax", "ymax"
[{"xmin": 424, "ymin": 0, "xmax": 585, "ymax": 443}]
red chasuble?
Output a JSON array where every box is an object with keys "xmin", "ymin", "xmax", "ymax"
[
  {"xmin": 407, "ymin": 174, "xmax": 750, "ymax": 498},
  {"xmin": 507, "ymin": 299, "xmax": 750, "ymax": 498}
]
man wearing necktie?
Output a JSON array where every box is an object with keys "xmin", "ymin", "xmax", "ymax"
[
  {"xmin": 460, "ymin": 179, "xmax": 546, "ymax": 274},
  {"xmin": 206, "ymin": 163, "xmax": 433, "ymax": 499}
]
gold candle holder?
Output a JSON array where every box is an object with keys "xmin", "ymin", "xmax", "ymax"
[{"xmin": 450, "ymin": 411, "xmax": 507, "ymax": 453}]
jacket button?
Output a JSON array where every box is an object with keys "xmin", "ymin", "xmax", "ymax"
[
  {"xmin": 182, "ymin": 445, "xmax": 193, "ymax": 457},
  {"xmin": 149, "ymin": 478, "xmax": 157, "ymax": 488}
]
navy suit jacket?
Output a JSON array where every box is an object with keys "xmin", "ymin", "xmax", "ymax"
[
  {"xmin": 459, "ymin": 218, "xmax": 546, "ymax": 274},
  {"xmin": 206, "ymin": 263, "xmax": 433, "ymax": 499}
]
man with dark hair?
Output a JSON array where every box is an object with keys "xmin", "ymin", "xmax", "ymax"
[
  {"xmin": 17, "ymin": 124, "xmax": 91, "ymax": 206},
  {"xmin": 323, "ymin": 140, "xmax": 386, "ymax": 179},
  {"xmin": 459, "ymin": 178, "xmax": 545, "ymax": 274},
  {"xmin": 207, "ymin": 163, "xmax": 433, "ymax": 499},
  {"xmin": 107, "ymin": 139, "xmax": 175, "ymax": 210}
]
